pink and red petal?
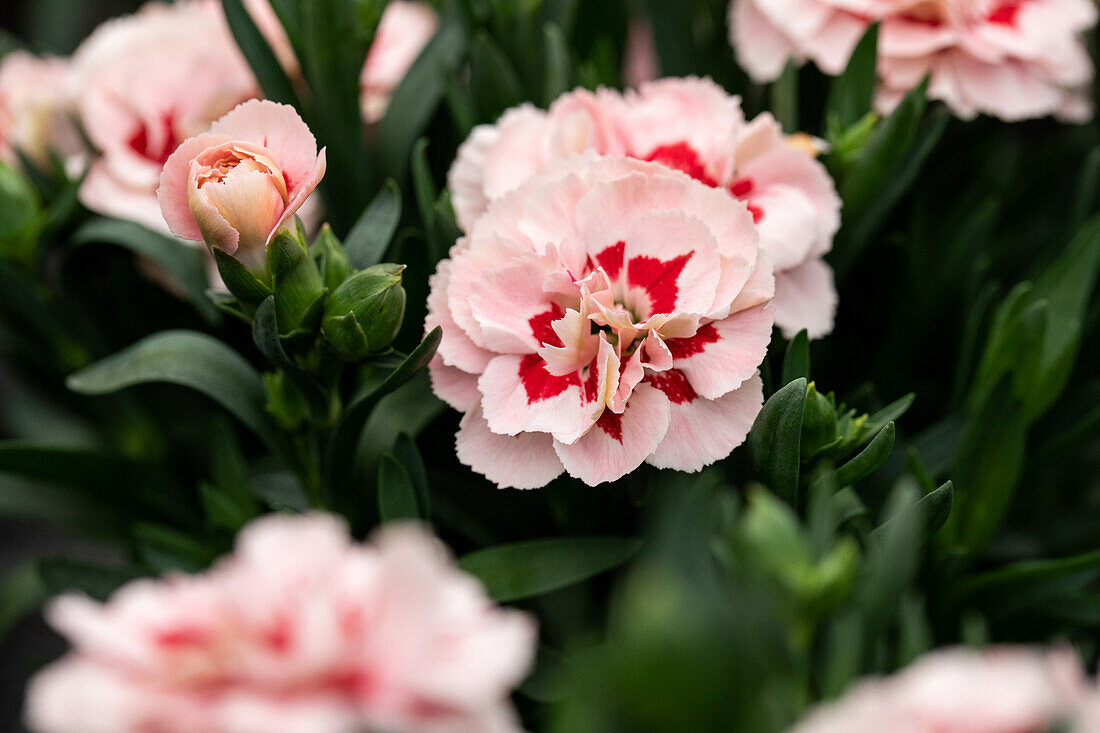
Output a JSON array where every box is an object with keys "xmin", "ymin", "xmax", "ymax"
[
  {"xmin": 553, "ymin": 384, "xmax": 671, "ymax": 486},
  {"xmin": 456, "ymin": 407, "xmax": 564, "ymax": 489},
  {"xmin": 647, "ymin": 372, "xmax": 763, "ymax": 472}
]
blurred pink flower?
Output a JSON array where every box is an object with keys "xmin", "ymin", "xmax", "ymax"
[
  {"xmin": 428, "ymin": 155, "xmax": 773, "ymax": 488},
  {"xmin": 72, "ymin": 0, "xmax": 258, "ymax": 232},
  {"xmin": 789, "ymin": 646, "xmax": 1091, "ymax": 733},
  {"xmin": 360, "ymin": 1, "xmax": 439, "ymax": 123},
  {"xmin": 24, "ymin": 513, "xmax": 536, "ymax": 733},
  {"xmin": 448, "ymin": 79, "xmax": 839, "ymax": 338},
  {"xmin": 729, "ymin": 0, "xmax": 1098, "ymax": 122},
  {"xmin": 623, "ymin": 18, "xmax": 661, "ymax": 88},
  {"xmin": 0, "ymin": 51, "xmax": 83, "ymax": 172},
  {"xmin": 158, "ymin": 99, "xmax": 326, "ymax": 270}
]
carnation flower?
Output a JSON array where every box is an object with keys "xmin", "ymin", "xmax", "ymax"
[
  {"xmin": 158, "ymin": 99, "xmax": 326, "ymax": 271},
  {"xmin": 428, "ymin": 155, "xmax": 773, "ymax": 488},
  {"xmin": 729, "ymin": 0, "xmax": 1098, "ymax": 122},
  {"xmin": 0, "ymin": 51, "xmax": 83, "ymax": 172},
  {"xmin": 448, "ymin": 78, "xmax": 839, "ymax": 338},
  {"xmin": 788, "ymin": 646, "xmax": 1090, "ymax": 733},
  {"xmin": 359, "ymin": 1, "xmax": 439, "ymax": 123},
  {"xmin": 24, "ymin": 513, "xmax": 537, "ymax": 733},
  {"xmin": 72, "ymin": 0, "xmax": 258, "ymax": 232}
]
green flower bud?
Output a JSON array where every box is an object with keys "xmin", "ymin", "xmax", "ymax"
[
  {"xmin": 801, "ymin": 382, "xmax": 838, "ymax": 459},
  {"xmin": 321, "ymin": 264, "xmax": 406, "ymax": 360}
]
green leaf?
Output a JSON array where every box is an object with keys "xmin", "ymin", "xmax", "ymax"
[
  {"xmin": 829, "ymin": 422, "xmax": 895, "ymax": 488},
  {"xmin": 412, "ymin": 137, "xmax": 438, "ymax": 237},
  {"xmin": 959, "ymin": 546, "xmax": 1100, "ymax": 598},
  {"xmin": 459, "ymin": 536, "xmax": 643, "ymax": 603},
  {"xmin": 213, "ymin": 246, "xmax": 273, "ymax": 304},
  {"xmin": 0, "ymin": 443, "xmax": 183, "ymax": 522},
  {"xmin": 748, "ymin": 378, "xmax": 806, "ymax": 503},
  {"xmin": 824, "ymin": 23, "xmax": 878, "ymax": 130},
  {"xmin": 1025, "ymin": 214, "xmax": 1100, "ymax": 420},
  {"xmin": 640, "ymin": 0, "xmax": 697, "ymax": 76},
  {"xmin": 200, "ymin": 481, "xmax": 258, "ymax": 532},
  {"xmin": 377, "ymin": 454, "xmax": 421, "ymax": 521},
  {"xmin": 38, "ymin": 558, "xmax": 143, "ymax": 601},
  {"xmin": 133, "ymin": 523, "xmax": 219, "ymax": 574},
  {"xmin": 394, "ymin": 433, "xmax": 430, "ymax": 519},
  {"xmin": 67, "ymin": 330, "xmax": 281, "ymax": 450},
  {"xmin": 70, "ymin": 218, "xmax": 219, "ymax": 322},
  {"xmin": 252, "ymin": 296, "xmax": 331, "ymax": 421},
  {"xmin": 249, "ymin": 467, "xmax": 310, "ymax": 511},
  {"xmin": 470, "ymin": 30, "xmax": 526, "ymax": 119},
  {"xmin": 917, "ymin": 481, "xmax": 954, "ymax": 539},
  {"xmin": 542, "ymin": 22, "xmax": 570, "ymax": 105},
  {"xmin": 863, "ymin": 393, "xmax": 914, "ymax": 437},
  {"xmin": 770, "ymin": 60, "xmax": 800, "ymax": 133},
  {"xmin": 325, "ymin": 327, "xmax": 442, "ymax": 495},
  {"xmin": 344, "ymin": 180, "xmax": 402, "ymax": 269},
  {"xmin": 221, "ymin": 0, "xmax": 301, "ymax": 106},
  {"xmin": 0, "ymin": 563, "xmax": 46, "ymax": 643},
  {"xmin": 378, "ymin": 20, "xmax": 467, "ymax": 182},
  {"xmin": 1072, "ymin": 145, "xmax": 1100, "ymax": 230},
  {"xmin": 299, "ymin": 0, "xmax": 374, "ymax": 232},
  {"xmin": 781, "ymin": 330, "xmax": 810, "ymax": 386}
]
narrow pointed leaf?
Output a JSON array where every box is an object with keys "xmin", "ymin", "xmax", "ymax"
[
  {"xmin": 459, "ymin": 537, "xmax": 643, "ymax": 602},
  {"xmin": 345, "ymin": 180, "xmax": 402, "ymax": 269},
  {"xmin": 67, "ymin": 331, "xmax": 280, "ymax": 449}
]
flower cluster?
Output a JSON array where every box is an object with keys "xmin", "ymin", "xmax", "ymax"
[
  {"xmin": 25, "ymin": 514, "xmax": 536, "ymax": 733},
  {"xmin": 730, "ymin": 0, "xmax": 1098, "ymax": 121},
  {"xmin": 448, "ymin": 78, "xmax": 841, "ymax": 339},
  {"xmin": 429, "ymin": 155, "xmax": 773, "ymax": 488},
  {"xmin": 790, "ymin": 646, "xmax": 1100, "ymax": 732}
]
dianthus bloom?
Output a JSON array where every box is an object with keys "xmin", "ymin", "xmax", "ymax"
[
  {"xmin": 428, "ymin": 155, "xmax": 773, "ymax": 488},
  {"xmin": 789, "ymin": 646, "xmax": 1094, "ymax": 733},
  {"xmin": 72, "ymin": 0, "xmax": 258, "ymax": 231},
  {"xmin": 158, "ymin": 99, "xmax": 326, "ymax": 271},
  {"xmin": 730, "ymin": 0, "xmax": 1098, "ymax": 122},
  {"xmin": 24, "ymin": 514, "xmax": 536, "ymax": 733},
  {"xmin": 359, "ymin": 1, "xmax": 438, "ymax": 123},
  {"xmin": 448, "ymin": 78, "xmax": 839, "ymax": 338},
  {"xmin": 0, "ymin": 51, "xmax": 83, "ymax": 171}
]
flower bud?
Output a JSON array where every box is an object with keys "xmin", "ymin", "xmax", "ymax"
[
  {"xmin": 159, "ymin": 100, "xmax": 326, "ymax": 274},
  {"xmin": 801, "ymin": 382, "xmax": 838, "ymax": 459},
  {"xmin": 322, "ymin": 264, "xmax": 406, "ymax": 360}
]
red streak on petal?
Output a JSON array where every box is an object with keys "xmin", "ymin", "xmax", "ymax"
[
  {"xmin": 529, "ymin": 303, "xmax": 566, "ymax": 347},
  {"xmin": 596, "ymin": 409, "xmax": 623, "ymax": 442},
  {"xmin": 627, "ymin": 252, "xmax": 692, "ymax": 315},
  {"xmin": 154, "ymin": 627, "xmax": 207, "ymax": 649},
  {"xmin": 747, "ymin": 203, "xmax": 764, "ymax": 224},
  {"xmin": 520, "ymin": 353, "xmax": 580, "ymax": 403},
  {"xmin": 647, "ymin": 369, "xmax": 698, "ymax": 405},
  {"xmin": 583, "ymin": 362, "xmax": 601, "ymax": 402},
  {"xmin": 987, "ymin": 2, "xmax": 1021, "ymax": 25},
  {"xmin": 127, "ymin": 112, "xmax": 179, "ymax": 167},
  {"xmin": 595, "ymin": 240, "xmax": 625, "ymax": 279},
  {"xmin": 667, "ymin": 322, "xmax": 719, "ymax": 359},
  {"xmin": 263, "ymin": 620, "xmax": 292, "ymax": 653},
  {"xmin": 729, "ymin": 177, "xmax": 753, "ymax": 198},
  {"xmin": 642, "ymin": 142, "xmax": 718, "ymax": 187}
]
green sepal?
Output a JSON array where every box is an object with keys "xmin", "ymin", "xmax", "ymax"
[
  {"xmin": 269, "ymin": 231, "xmax": 326, "ymax": 336},
  {"xmin": 213, "ymin": 246, "xmax": 272, "ymax": 305}
]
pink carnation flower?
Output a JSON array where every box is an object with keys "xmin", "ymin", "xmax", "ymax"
[
  {"xmin": 360, "ymin": 1, "xmax": 439, "ymax": 123},
  {"xmin": 448, "ymin": 78, "xmax": 839, "ymax": 338},
  {"xmin": 72, "ymin": 0, "xmax": 258, "ymax": 232},
  {"xmin": 158, "ymin": 99, "xmax": 326, "ymax": 271},
  {"xmin": 789, "ymin": 646, "xmax": 1091, "ymax": 733},
  {"xmin": 0, "ymin": 51, "xmax": 83, "ymax": 171},
  {"xmin": 428, "ymin": 155, "xmax": 773, "ymax": 488},
  {"xmin": 730, "ymin": 0, "xmax": 1098, "ymax": 122},
  {"xmin": 24, "ymin": 514, "xmax": 536, "ymax": 733}
]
